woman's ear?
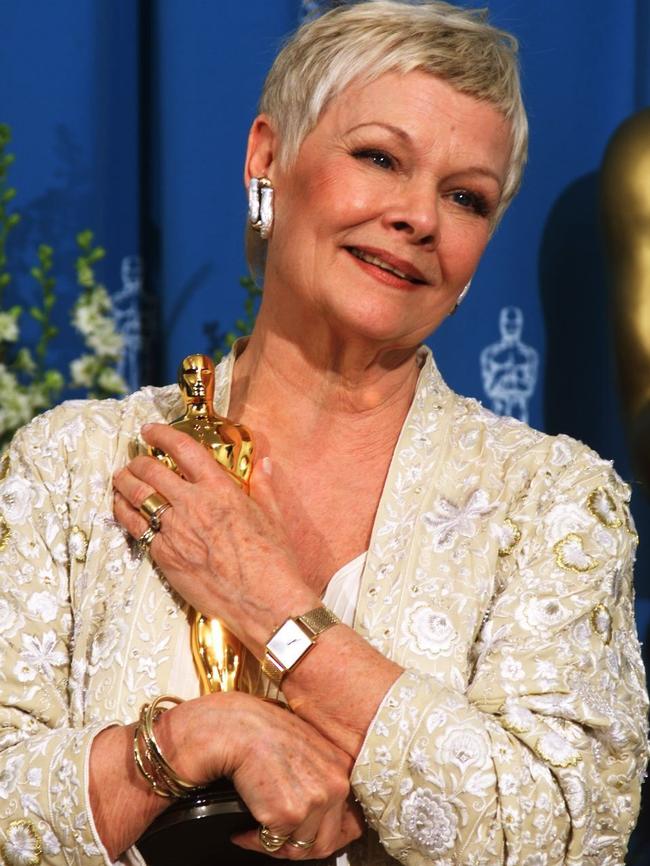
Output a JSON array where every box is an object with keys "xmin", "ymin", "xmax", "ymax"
[{"xmin": 244, "ymin": 115, "xmax": 279, "ymax": 186}]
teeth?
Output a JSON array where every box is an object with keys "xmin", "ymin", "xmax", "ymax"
[{"xmin": 350, "ymin": 248, "xmax": 413, "ymax": 281}]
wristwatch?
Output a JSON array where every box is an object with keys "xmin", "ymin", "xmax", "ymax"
[{"xmin": 261, "ymin": 606, "xmax": 340, "ymax": 686}]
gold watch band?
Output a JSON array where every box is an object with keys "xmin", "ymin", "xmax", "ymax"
[
  {"xmin": 261, "ymin": 606, "xmax": 341, "ymax": 686},
  {"xmin": 296, "ymin": 606, "xmax": 341, "ymax": 636}
]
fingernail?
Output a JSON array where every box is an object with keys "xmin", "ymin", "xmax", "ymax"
[
  {"xmin": 142, "ymin": 423, "xmax": 153, "ymax": 433},
  {"xmin": 262, "ymin": 457, "xmax": 272, "ymax": 476}
]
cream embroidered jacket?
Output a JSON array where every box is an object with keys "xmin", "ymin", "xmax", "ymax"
[{"xmin": 0, "ymin": 348, "xmax": 646, "ymax": 866}]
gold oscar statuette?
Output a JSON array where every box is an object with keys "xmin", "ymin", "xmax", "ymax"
[
  {"xmin": 136, "ymin": 352, "xmax": 254, "ymax": 695},
  {"xmin": 136, "ymin": 354, "xmax": 271, "ymax": 866},
  {"xmin": 601, "ymin": 108, "xmax": 650, "ymax": 493}
]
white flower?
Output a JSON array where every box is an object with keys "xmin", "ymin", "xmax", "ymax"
[
  {"xmin": 89, "ymin": 619, "xmax": 125, "ymax": 671},
  {"xmin": 437, "ymin": 727, "xmax": 488, "ymax": 771},
  {"xmin": 0, "ymin": 754, "xmax": 24, "ymax": 799},
  {"xmin": 98, "ymin": 367, "xmax": 127, "ymax": 394},
  {"xmin": 534, "ymin": 659, "xmax": 559, "ymax": 682},
  {"xmin": 69, "ymin": 355, "xmax": 96, "ymax": 388},
  {"xmin": 26, "ymin": 591, "xmax": 59, "ymax": 623},
  {"xmin": 400, "ymin": 787, "xmax": 458, "ymax": 856},
  {"xmin": 0, "ymin": 475, "xmax": 35, "ymax": 523},
  {"xmin": 0, "ymin": 597, "xmax": 24, "ymax": 638},
  {"xmin": 535, "ymin": 732, "xmax": 581, "ymax": 767},
  {"xmin": 0, "ymin": 312, "xmax": 19, "ymax": 342},
  {"xmin": 68, "ymin": 526, "xmax": 88, "ymax": 563},
  {"xmin": 26, "ymin": 767, "xmax": 42, "ymax": 787},
  {"xmin": 1, "ymin": 819, "xmax": 42, "ymax": 866},
  {"xmin": 500, "ymin": 656, "xmax": 525, "ymax": 681},
  {"xmin": 14, "ymin": 659, "xmax": 37, "ymax": 683},
  {"xmin": 544, "ymin": 502, "xmax": 591, "ymax": 546},
  {"xmin": 516, "ymin": 596, "xmax": 568, "ymax": 633},
  {"xmin": 406, "ymin": 604, "xmax": 458, "ymax": 656},
  {"xmin": 0, "ymin": 366, "xmax": 38, "ymax": 438},
  {"xmin": 19, "ymin": 630, "xmax": 67, "ymax": 679},
  {"xmin": 499, "ymin": 772, "xmax": 518, "ymax": 795},
  {"xmin": 407, "ymin": 744, "xmax": 430, "ymax": 775},
  {"xmin": 374, "ymin": 745, "xmax": 392, "ymax": 765},
  {"xmin": 553, "ymin": 534, "xmax": 597, "ymax": 573},
  {"xmin": 421, "ymin": 489, "xmax": 495, "ymax": 551}
]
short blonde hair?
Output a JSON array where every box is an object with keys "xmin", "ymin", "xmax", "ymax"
[{"xmin": 260, "ymin": 0, "xmax": 527, "ymax": 219}]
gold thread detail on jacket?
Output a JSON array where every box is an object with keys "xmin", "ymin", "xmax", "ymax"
[
  {"xmin": 501, "ymin": 712, "xmax": 532, "ymax": 735},
  {"xmin": 0, "ymin": 453, "xmax": 9, "ymax": 481},
  {"xmin": 623, "ymin": 506, "xmax": 639, "ymax": 544},
  {"xmin": 590, "ymin": 603, "xmax": 612, "ymax": 645},
  {"xmin": 0, "ymin": 516, "xmax": 9, "ymax": 551},
  {"xmin": 534, "ymin": 733, "xmax": 581, "ymax": 768},
  {"xmin": 1, "ymin": 819, "xmax": 43, "ymax": 866},
  {"xmin": 69, "ymin": 526, "xmax": 88, "ymax": 563},
  {"xmin": 553, "ymin": 534, "xmax": 598, "ymax": 573},
  {"xmin": 587, "ymin": 487, "xmax": 622, "ymax": 528},
  {"xmin": 498, "ymin": 518, "xmax": 522, "ymax": 557}
]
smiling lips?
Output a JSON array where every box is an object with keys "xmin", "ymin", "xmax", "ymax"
[{"xmin": 346, "ymin": 246, "xmax": 428, "ymax": 285}]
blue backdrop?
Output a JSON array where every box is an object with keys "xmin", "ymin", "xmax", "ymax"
[{"xmin": 2, "ymin": 0, "xmax": 650, "ymax": 856}]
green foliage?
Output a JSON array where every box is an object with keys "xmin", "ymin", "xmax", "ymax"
[{"xmin": 0, "ymin": 124, "xmax": 127, "ymax": 448}]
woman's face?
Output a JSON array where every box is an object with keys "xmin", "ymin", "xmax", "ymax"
[{"xmin": 259, "ymin": 70, "xmax": 512, "ymax": 349}]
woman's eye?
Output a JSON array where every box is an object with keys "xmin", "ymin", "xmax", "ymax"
[
  {"xmin": 451, "ymin": 190, "xmax": 490, "ymax": 217},
  {"xmin": 353, "ymin": 149, "xmax": 395, "ymax": 170}
]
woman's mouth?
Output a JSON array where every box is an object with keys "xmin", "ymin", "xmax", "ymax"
[{"xmin": 346, "ymin": 246, "xmax": 427, "ymax": 285}]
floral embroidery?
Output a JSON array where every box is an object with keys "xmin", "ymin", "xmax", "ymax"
[
  {"xmin": 405, "ymin": 603, "xmax": 458, "ymax": 656},
  {"xmin": 587, "ymin": 487, "xmax": 622, "ymax": 528},
  {"xmin": 0, "ymin": 515, "xmax": 9, "ymax": 550},
  {"xmin": 498, "ymin": 517, "xmax": 521, "ymax": 557},
  {"xmin": 623, "ymin": 504, "xmax": 639, "ymax": 543},
  {"xmin": 421, "ymin": 489, "xmax": 495, "ymax": 551},
  {"xmin": 0, "ymin": 453, "xmax": 9, "ymax": 480},
  {"xmin": 1, "ymin": 819, "xmax": 42, "ymax": 866},
  {"xmin": 535, "ymin": 733, "xmax": 581, "ymax": 768},
  {"xmin": 590, "ymin": 603, "xmax": 612, "ymax": 644},
  {"xmin": 68, "ymin": 525, "xmax": 88, "ymax": 563},
  {"xmin": 516, "ymin": 596, "xmax": 569, "ymax": 633},
  {"xmin": 399, "ymin": 787, "xmax": 458, "ymax": 856},
  {"xmin": 16, "ymin": 631, "xmax": 67, "ymax": 681},
  {"xmin": 0, "ymin": 475, "xmax": 35, "ymax": 523},
  {"xmin": 553, "ymin": 533, "xmax": 598, "ymax": 573},
  {"xmin": 437, "ymin": 726, "xmax": 488, "ymax": 770}
]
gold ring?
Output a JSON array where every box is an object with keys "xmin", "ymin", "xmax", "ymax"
[
  {"xmin": 139, "ymin": 492, "xmax": 171, "ymax": 530},
  {"xmin": 258, "ymin": 824, "xmax": 290, "ymax": 853},
  {"xmin": 137, "ymin": 526, "xmax": 157, "ymax": 552},
  {"xmin": 287, "ymin": 836, "xmax": 316, "ymax": 850}
]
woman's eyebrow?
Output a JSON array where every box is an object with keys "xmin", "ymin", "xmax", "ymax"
[{"xmin": 345, "ymin": 121, "xmax": 411, "ymax": 142}]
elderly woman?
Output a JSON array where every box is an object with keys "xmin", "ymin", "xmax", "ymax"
[{"xmin": 0, "ymin": 2, "xmax": 647, "ymax": 865}]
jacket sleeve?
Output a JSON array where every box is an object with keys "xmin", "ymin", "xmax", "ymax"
[
  {"xmin": 351, "ymin": 449, "xmax": 648, "ymax": 865},
  {"xmin": 0, "ymin": 414, "xmax": 116, "ymax": 866}
]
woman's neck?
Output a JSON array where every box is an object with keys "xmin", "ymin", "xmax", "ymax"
[{"xmin": 227, "ymin": 320, "xmax": 422, "ymax": 460}]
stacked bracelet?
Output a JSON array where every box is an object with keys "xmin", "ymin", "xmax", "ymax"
[{"xmin": 133, "ymin": 695, "xmax": 202, "ymax": 799}]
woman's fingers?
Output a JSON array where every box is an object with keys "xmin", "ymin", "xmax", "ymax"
[
  {"xmin": 113, "ymin": 490, "xmax": 165, "ymax": 554},
  {"xmin": 232, "ymin": 799, "xmax": 363, "ymax": 860},
  {"xmin": 140, "ymin": 423, "xmax": 221, "ymax": 484}
]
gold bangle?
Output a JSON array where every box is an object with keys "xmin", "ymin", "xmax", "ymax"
[
  {"xmin": 134, "ymin": 723, "xmax": 173, "ymax": 798},
  {"xmin": 133, "ymin": 695, "xmax": 202, "ymax": 799}
]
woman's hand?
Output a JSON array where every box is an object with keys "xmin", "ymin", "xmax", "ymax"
[
  {"xmin": 91, "ymin": 691, "xmax": 363, "ymax": 861},
  {"xmin": 156, "ymin": 692, "xmax": 364, "ymax": 860},
  {"xmin": 113, "ymin": 423, "xmax": 319, "ymax": 655}
]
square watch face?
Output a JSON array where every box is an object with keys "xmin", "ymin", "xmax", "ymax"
[{"xmin": 267, "ymin": 619, "xmax": 313, "ymax": 669}]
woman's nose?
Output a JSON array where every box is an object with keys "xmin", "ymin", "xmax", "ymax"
[{"xmin": 384, "ymin": 184, "xmax": 439, "ymax": 247}]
